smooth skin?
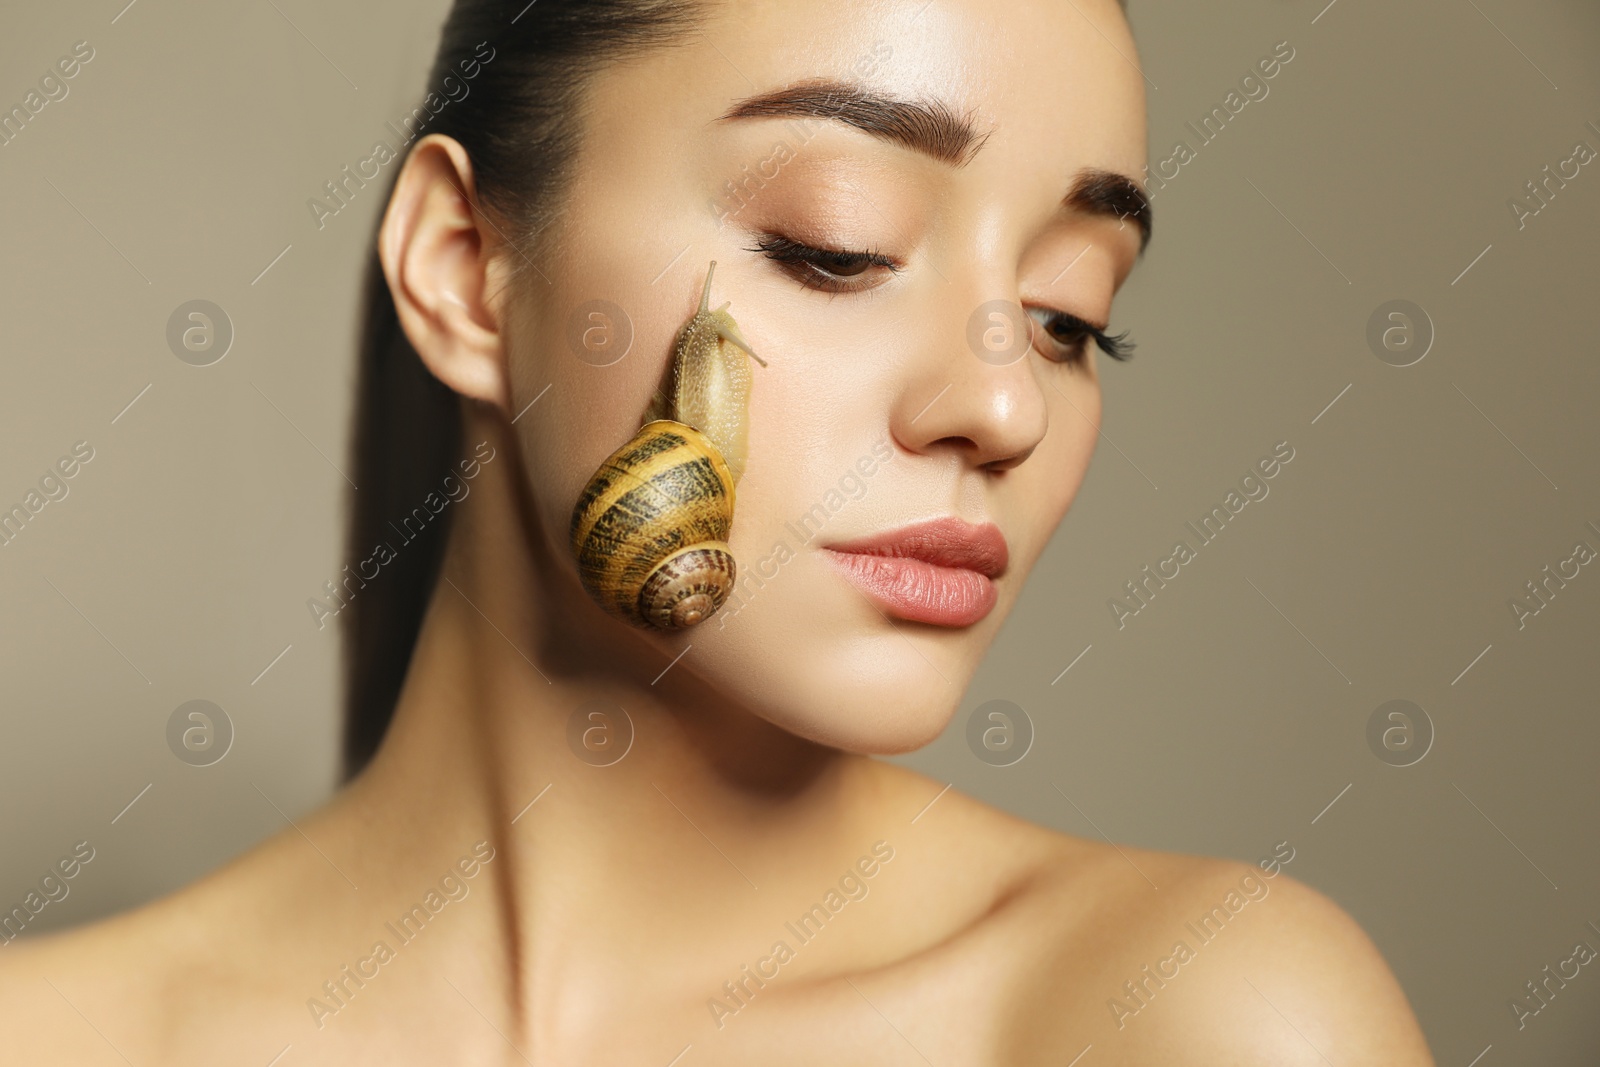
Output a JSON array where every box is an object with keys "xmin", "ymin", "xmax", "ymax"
[{"xmin": 0, "ymin": 0, "xmax": 1435, "ymax": 1063}]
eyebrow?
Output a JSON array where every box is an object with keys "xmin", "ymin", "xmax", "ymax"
[
  {"xmin": 717, "ymin": 78, "xmax": 1152, "ymax": 255},
  {"xmin": 1066, "ymin": 167, "xmax": 1153, "ymax": 256}
]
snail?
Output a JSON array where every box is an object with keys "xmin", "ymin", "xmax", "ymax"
[{"xmin": 568, "ymin": 260, "xmax": 767, "ymax": 632}]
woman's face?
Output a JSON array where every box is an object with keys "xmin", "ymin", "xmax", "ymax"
[{"xmin": 508, "ymin": 0, "xmax": 1148, "ymax": 753}]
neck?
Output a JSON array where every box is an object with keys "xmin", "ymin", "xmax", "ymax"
[{"xmin": 337, "ymin": 407, "xmax": 898, "ymax": 1040}]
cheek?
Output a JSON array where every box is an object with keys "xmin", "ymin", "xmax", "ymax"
[
  {"xmin": 508, "ymin": 269, "xmax": 685, "ymax": 549},
  {"xmin": 1055, "ymin": 351, "xmax": 1104, "ymax": 439},
  {"xmin": 1008, "ymin": 372, "xmax": 1100, "ymax": 566},
  {"xmin": 721, "ymin": 289, "xmax": 896, "ymax": 542}
]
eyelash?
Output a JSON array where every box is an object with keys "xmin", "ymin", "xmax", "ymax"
[{"xmin": 744, "ymin": 231, "xmax": 1135, "ymax": 366}]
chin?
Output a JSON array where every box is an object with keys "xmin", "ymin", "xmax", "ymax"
[
  {"xmin": 751, "ymin": 670, "xmax": 964, "ymax": 756},
  {"xmin": 695, "ymin": 549, "xmax": 991, "ymax": 755}
]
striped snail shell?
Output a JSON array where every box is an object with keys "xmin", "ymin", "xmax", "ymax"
[
  {"xmin": 569, "ymin": 420, "xmax": 738, "ymax": 630},
  {"xmin": 568, "ymin": 261, "xmax": 766, "ymax": 632}
]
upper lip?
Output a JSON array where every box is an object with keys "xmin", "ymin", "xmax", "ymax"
[{"xmin": 822, "ymin": 517, "xmax": 1009, "ymax": 579}]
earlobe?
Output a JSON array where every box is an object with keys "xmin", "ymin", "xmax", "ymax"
[{"xmin": 379, "ymin": 133, "xmax": 510, "ymax": 411}]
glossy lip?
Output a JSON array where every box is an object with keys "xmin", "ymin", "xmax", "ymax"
[{"xmin": 821, "ymin": 517, "xmax": 1009, "ymax": 627}]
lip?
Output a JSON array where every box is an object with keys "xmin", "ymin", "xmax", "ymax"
[{"xmin": 821, "ymin": 517, "xmax": 1008, "ymax": 627}]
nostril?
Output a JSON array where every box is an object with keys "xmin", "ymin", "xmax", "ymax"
[{"xmin": 984, "ymin": 446, "xmax": 1036, "ymax": 473}]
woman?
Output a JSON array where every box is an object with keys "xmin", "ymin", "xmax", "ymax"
[{"xmin": 1, "ymin": 0, "xmax": 1436, "ymax": 1061}]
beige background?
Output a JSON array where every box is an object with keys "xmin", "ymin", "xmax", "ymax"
[{"xmin": 2, "ymin": 0, "xmax": 1597, "ymax": 1061}]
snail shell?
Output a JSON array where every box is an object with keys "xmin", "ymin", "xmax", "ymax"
[{"xmin": 569, "ymin": 419, "xmax": 738, "ymax": 630}]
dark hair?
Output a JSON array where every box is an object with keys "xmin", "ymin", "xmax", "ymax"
[{"xmin": 340, "ymin": 0, "xmax": 712, "ymax": 781}]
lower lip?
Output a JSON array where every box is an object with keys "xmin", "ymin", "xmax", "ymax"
[{"xmin": 823, "ymin": 551, "xmax": 998, "ymax": 627}]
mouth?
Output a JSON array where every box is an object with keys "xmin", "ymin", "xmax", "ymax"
[{"xmin": 820, "ymin": 517, "xmax": 1009, "ymax": 627}]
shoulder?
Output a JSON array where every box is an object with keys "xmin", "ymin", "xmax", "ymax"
[
  {"xmin": 1015, "ymin": 836, "xmax": 1437, "ymax": 1064},
  {"xmin": 0, "ymin": 825, "xmax": 343, "ymax": 1062},
  {"xmin": 0, "ymin": 906, "xmax": 174, "ymax": 1062},
  {"xmin": 875, "ymin": 770, "xmax": 1435, "ymax": 1065}
]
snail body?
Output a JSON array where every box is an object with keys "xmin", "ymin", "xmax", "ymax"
[{"xmin": 569, "ymin": 261, "xmax": 766, "ymax": 632}]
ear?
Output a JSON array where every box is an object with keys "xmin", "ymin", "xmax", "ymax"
[{"xmin": 378, "ymin": 133, "xmax": 510, "ymax": 411}]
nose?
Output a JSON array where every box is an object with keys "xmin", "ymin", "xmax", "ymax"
[{"xmin": 890, "ymin": 298, "xmax": 1051, "ymax": 472}]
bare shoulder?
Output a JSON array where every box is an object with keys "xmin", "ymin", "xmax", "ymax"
[
  {"xmin": 0, "ymin": 826, "xmax": 335, "ymax": 1062},
  {"xmin": 766, "ymin": 766, "xmax": 1434, "ymax": 1063},
  {"xmin": 0, "ymin": 902, "xmax": 177, "ymax": 1062},
  {"xmin": 1012, "ymin": 832, "xmax": 1438, "ymax": 1065}
]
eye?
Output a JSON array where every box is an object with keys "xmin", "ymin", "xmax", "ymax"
[
  {"xmin": 745, "ymin": 232, "xmax": 901, "ymax": 294},
  {"xmin": 1026, "ymin": 306, "xmax": 1135, "ymax": 367},
  {"xmin": 746, "ymin": 232, "xmax": 1135, "ymax": 367}
]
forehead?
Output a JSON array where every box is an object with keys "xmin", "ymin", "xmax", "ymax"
[{"xmin": 587, "ymin": 0, "xmax": 1148, "ymax": 183}]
